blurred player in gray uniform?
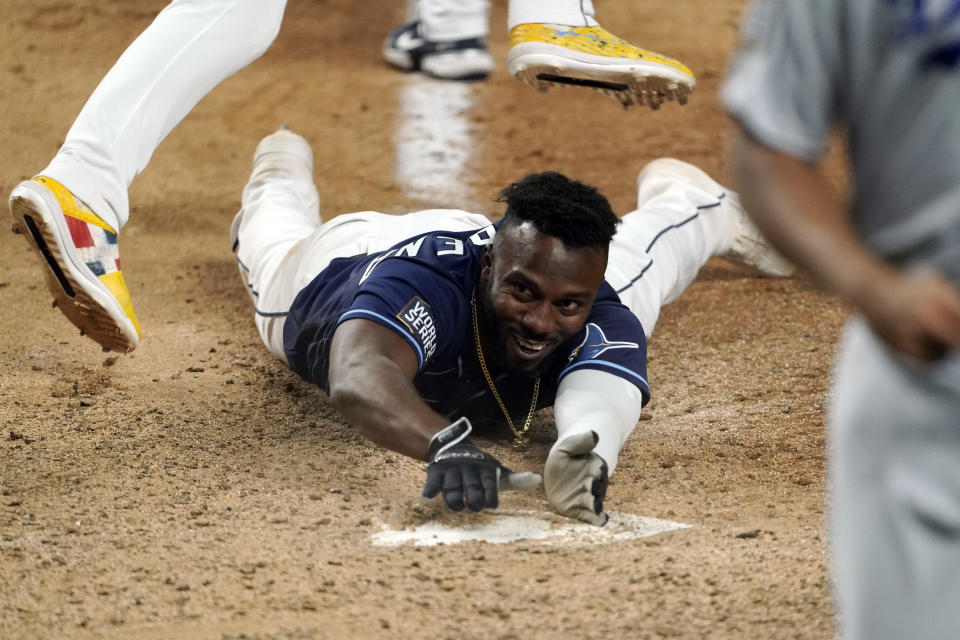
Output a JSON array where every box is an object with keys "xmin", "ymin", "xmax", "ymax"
[{"xmin": 723, "ymin": 1, "xmax": 960, "ymax": 638}]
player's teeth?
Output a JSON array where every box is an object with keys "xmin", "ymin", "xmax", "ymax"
[{"xmin": 516, "ymin": 336, "xmax": 545, "ymax": 351}]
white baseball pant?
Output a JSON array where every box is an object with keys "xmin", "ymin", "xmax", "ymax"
[
  {"xmin": 418, "ymin": 0, "xmax": 599, "ymax": 40},
  {"xmin": 830, "ymin": 317, "xmax": 960, "ymax": 640}
]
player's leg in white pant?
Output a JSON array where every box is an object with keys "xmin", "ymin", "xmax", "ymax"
[
  {"xmin": 234, "ymin": 128, "xmax": 328, "ymax": 359},
  {"xmin": 10, "ymin": 0, "xmax": 286, "ymax": 352},
  {"xmin": 508, "ymin": 0, "xmax": 599, "ymax": 29},
  {"xmin": 420, "ymin": 0, "xmax": 490, "ymax": 41},
  {"xmin": 605, "ymin": 158, "xmax": 738, "ymax": 339},
  {"xmin": 384, "ymin": 0, "xmax": 493, "ymax": 80},
  {"xmin": 43, "ymin": 0, "xmax": 287, "ymax": 231},
  {"xmin": 235, "ymin": 129, "xmax": 491, "ymax": 358},
  {"xmin": 830, "ymin": 318, "xmax": 960, "ymax": 640}
]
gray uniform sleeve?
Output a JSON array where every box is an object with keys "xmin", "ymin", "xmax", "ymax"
[{"xmin": 721, "ymin": 0, "xmax": 843, "ymax": 161}]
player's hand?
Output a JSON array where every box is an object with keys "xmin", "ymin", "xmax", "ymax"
[
  {"xmin": 859, "ymin": 269, "xmax": 960, "ymax": 361},
  {"xmin": 544, "ymin": 431, "xmax": 609, "ymax": 526},
  {"xmin": 422, "ymin": 417, "xmax": 541, "ymax": 511}
]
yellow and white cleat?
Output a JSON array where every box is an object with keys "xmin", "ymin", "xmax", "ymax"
[
  {"xmin": 507, "ymin": 24, "xmax": 694, "ymax": 110},
  {"xmin": 9, "ymin": 177, "xmax": 141, "ymax": 352}
]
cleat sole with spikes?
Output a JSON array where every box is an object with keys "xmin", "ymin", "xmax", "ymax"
[
  {"xmin": 513, "ymin": 60, "xmax": 693, "ymax": 110},
  {"xmin": 9, "ymin": 180, "xmax": 140, "ymax": 353}
]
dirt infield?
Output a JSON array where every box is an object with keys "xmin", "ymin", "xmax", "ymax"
[{"xmin": 1, "ymin": 1, "xmax": 845, "ymax": 638}]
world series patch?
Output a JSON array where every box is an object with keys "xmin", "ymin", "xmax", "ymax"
[{"xmin": 397, "ymin": 296, "xmax": 438, "ymax": 361}]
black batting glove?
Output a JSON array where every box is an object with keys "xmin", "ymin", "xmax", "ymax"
[{"xmin": 422, "ymin": 417, "xmax": 541, "ymax": 512}]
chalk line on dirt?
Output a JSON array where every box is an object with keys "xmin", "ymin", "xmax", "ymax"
[
  {"xmin": 394, "ymin": 75, "xmax": 483, "ymax": 209},
  {"xmin": 371, "ymin": 509, "xmax": 691, "ymax": 547}
]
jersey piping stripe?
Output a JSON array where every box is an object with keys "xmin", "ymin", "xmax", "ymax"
[
  {"xmin": 616, "ymin": 258, "xmax": 656, "ymax": 294},
  {"xmin": 615, "ymin": 196, "xmax": 723, "ymax": 295},
  {"xmin": 235, "ymin": 256, "xmax": 260, "ymax": 300},
  {"xmin": 337, "ymin": 309, "xmax": 426, "ymax": 368},
  {"xmin": 559, "ymin": 359, "xmax": 650, "ymax": 392},
  {"xmin": 421, "ymin": 367, "xmax": 457, "ymax": 376}
]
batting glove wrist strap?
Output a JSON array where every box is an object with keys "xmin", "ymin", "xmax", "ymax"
[
  {"xmin": 426, "ymin": 416, "xmax": 473, "ymax": 460},
  {"xmin": 423, "ymin": 417, "xmax": 503, "ymax": 512}
]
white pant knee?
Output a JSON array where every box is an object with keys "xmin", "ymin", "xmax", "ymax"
[
  {"xmin": 605, "ymin": 159, "xmax": 737, "ymax": 338},
  {"xmin": 418, "ymin": 0, "xmax": 490, "ymax": 40},
  {"xmin": 508, "ymin": 0, "xmax": 598, "ymax": 29}
]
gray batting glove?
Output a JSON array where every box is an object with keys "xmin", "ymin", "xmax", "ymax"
[{"xmin": 544, "ymin": 431, "xmax": 609, "ymax": 526}]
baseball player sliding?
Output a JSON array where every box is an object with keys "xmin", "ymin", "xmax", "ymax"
[
  {"xmin": 8, "ymin": 0, "xmax": 693, "ymax": 359},
  {"xmin": 232, "ymin": 127, "xmax": 794, "ymax": 524}
]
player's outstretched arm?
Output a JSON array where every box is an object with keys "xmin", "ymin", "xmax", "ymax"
[
  {"xmin": 733, "ymin": 133, "xmax": 960, "ymax": 361},
  {"xmin": 549, "ymin": 369, "xmax": 645, "ymax": 525},
  {"xmin": 328, "ymin": 318, "xmax": 540, "ymax": 510},
  {"xmin": 329, "ymin": 318, "xmax": 448, "ymax": 459}
]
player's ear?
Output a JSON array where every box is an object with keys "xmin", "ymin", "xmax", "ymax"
[{"xmin": 480, "ymin": 245, "xmax": 493, "ymax": 277}]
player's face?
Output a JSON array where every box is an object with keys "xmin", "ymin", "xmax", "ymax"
[{"xmin": 479, "ymin": 221, "xmax": 607, "ymax": 373}]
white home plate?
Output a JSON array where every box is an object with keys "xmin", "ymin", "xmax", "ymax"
[{"xmin": 371, "ymin": 509, "xmax": 691, "ymax": 547}]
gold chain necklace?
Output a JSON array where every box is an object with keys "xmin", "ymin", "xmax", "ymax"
[{"xmin": 471, "ymin": 292, "xmax": 541, "ymax": 448}]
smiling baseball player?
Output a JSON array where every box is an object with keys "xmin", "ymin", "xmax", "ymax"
[{"xmin": 232, "ymin": 127, "xmax": 793, "ymax": 524}]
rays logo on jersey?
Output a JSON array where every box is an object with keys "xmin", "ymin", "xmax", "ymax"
[
  {"xmin": 397, "ymin": 296, "xmax": 438, "ymax": 360},
  {"xmin": 566, "ymin": 323, "xmax": 639, "ymax": 363}
]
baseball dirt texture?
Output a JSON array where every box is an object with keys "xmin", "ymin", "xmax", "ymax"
[{"xmin": 1, "ymin": 1, "xmax": 849, "ymax": 638}]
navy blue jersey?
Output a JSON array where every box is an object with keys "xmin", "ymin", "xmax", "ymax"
[{"xmin": 283, "ymin": 224, "xmax": 650, "ymax": 431}]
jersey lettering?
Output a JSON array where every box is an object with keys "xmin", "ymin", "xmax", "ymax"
[
  {"xmin": 436, "ymin": 236, "xmax": 464, "ymax": 256},
  {"xmin": 359, "ymin": 236, "xmax": 428, "ymax": 284},
  {"xmin": 359, "ymin": 250, "xmax": 393, "ymax": 284},
  {"xmin": 470, "ymin": 225, "xmax": 496, "ymax": 246},
  {"xmin": 397, "ymin": 236, "xmax": 427, "ymax": 258}
]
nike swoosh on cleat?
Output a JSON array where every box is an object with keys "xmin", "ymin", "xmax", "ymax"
[{"xmin": 393, "ymin": 28, "xmax": 423, "ymax": 51}]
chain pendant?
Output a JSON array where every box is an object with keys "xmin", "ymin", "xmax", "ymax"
[{"xmin": 512, "ymin": 435, "xmax": 530, "ymax": 449}]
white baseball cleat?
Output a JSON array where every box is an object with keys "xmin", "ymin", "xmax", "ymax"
[
  {"xmin": 635, "ymin": 157, "xmax": 795, "ymax": 277},
  {"xmin": 230, "ymin": 126, "xmax": 317, "ymax": 254},
  {"xmin": 231, "ymin": 126, "xmax": 320, "ymax": 309},
  {"xmin": 723, "ymin": 190, "xmax": 796, "ymax": 277},
  {"xmin": 384, "ymin": 21, "xmax": 493, "ymax": 81}
]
